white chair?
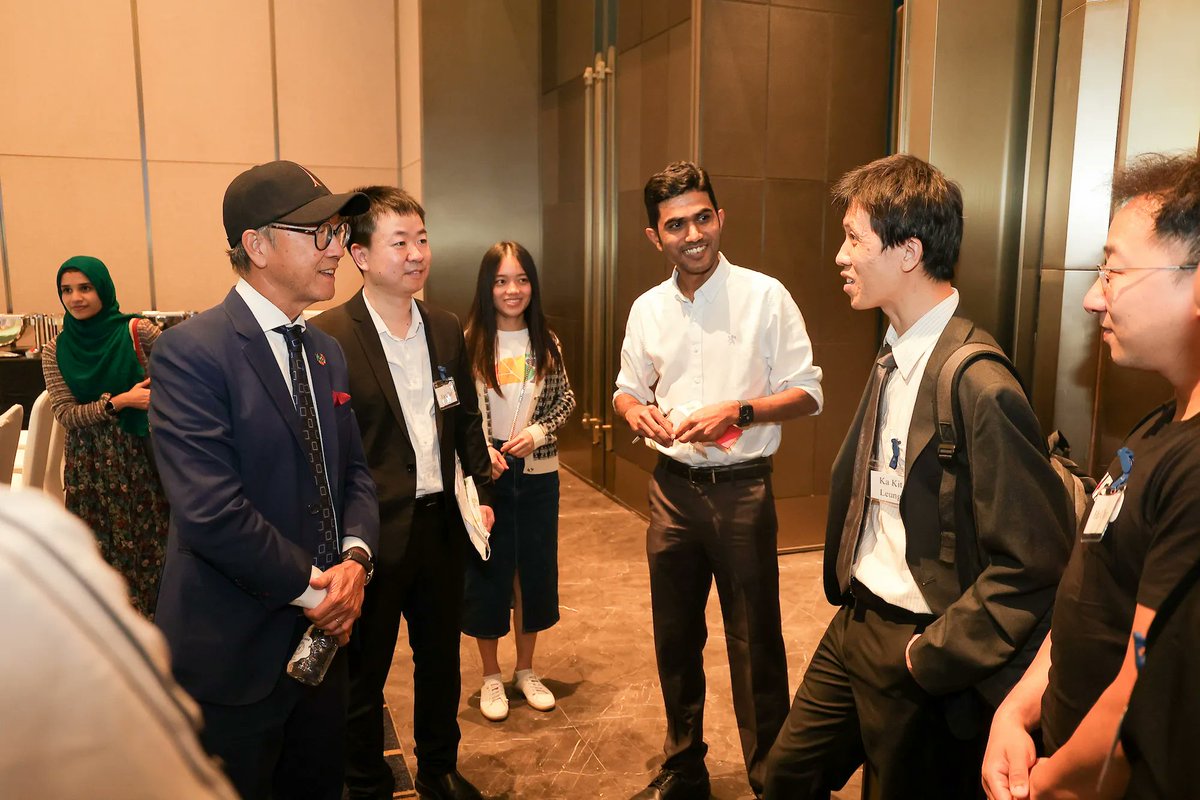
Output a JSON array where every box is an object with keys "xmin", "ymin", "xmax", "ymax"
[
  {"xmin": 42, "ymin": 415, "xmax": 66, "ymax": 501},
  {"xmin": 20, "ymin": 391, "xmax": 55, "ymax": 492},
  {"xmin": 0, "ymin": 404, "xmax": 23, "ymax": 485}
]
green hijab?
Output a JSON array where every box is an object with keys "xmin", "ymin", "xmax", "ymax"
[{"xmin": 55, "ymin": 256, "xmax": 147, "ymax": 437}]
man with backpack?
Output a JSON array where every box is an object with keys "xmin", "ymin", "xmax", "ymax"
[
  {"xmin": 762, "ymin": 154, "xmax": 1074, "ymax": 799},
  {"xmin": 983, "ymin": 151, "xmax": 1200, "ymax": 800}
]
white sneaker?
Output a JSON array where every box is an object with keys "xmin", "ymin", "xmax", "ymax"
[
  {"xmin": 514, "ymin": 670, "xmax": 556, "ymax": 712},
  {"xmin": 480, "ymin": 676, "xmax": 509, "ymax": 721}
]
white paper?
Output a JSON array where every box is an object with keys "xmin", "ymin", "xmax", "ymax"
[{"xmin": 454, "ymin": 454, "xmax": 491, "ymax": 560}]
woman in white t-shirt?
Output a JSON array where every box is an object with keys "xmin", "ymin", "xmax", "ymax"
[{"xmin": 462, "ymin": 241, "xmax": 575, "ymax": 722}]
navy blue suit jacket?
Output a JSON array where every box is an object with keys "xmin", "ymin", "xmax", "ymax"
[{"xmin": 149, "ymin": 288, "xmax": 379, "ymax": 705}]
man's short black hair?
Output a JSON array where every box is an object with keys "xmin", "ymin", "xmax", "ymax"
[
  {"xmin": 643, "ymin": 161, "xmax": 720, "ymax": 229},
  {"xmin": 346, "ymin": 185, "xmax": 426, "ymax": 250},
  {"xmin": 1112, "ymin": 151, "xmax": 1200, "ymax": 263},
  {"xmin": 832, "ymin": 154, "xmax": 964, "ymax": 282}
]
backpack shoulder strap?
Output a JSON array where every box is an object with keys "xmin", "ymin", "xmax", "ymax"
[{"xmin": 934, "ymin": 341, "xmax": 1021, "ymax": 566}]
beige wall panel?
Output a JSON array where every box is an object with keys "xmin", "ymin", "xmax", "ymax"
[
  {"xmin": 1120, "ymin": 0, "xmax": 1200, "ymax": 160},
  {"xmin": 401, "ymin": 162, "xmax": 424, "ymax": 203},
  {"xmin": 666, "ymin": 22, "xmax": 693, "ymax": 161},
  {"xmin": 137, "ymin": 0, "xmax": 275, "ymax": 164},
  {"xmin": 766, "ymin": 7, "xmax": 831, "ymax": 181},
  {"xmin": 763, "ymin": 179, "xmax": 827, "ymax": 336},
  {"xmin": 616, "ymin": 46, "xmax": 644, "ymax": 192},
  {"xmin": 0, "ymin": 0, "xmax": 140, "ymax": 160},
  {"xmin": 302, "ymin": 165, "xmax": 401, "ymax": 310},
  {"xmin": 713, "ymin": 177, "xmax": 765, "ymax": 270},
  {"xmin": 398, "ymin": 0, "xmax": 423, "ymax": 170},
  {"xmin": 400, "ymin": 162, "xmax": 424, "ymax": 203},
  {"xmin": 700, "ymin": 0, "xmax": 768, "ymax": 177},
  {"xmin": 148, "ymin": 161, "xmax": 249, "ymax": 313},
  {"xmin": 2, "ymin": 156, "xmax": 149, "ymax": 314},
  {"xmin": 276, "ymin": 0, "xmax": 398, "ymax": 169}
]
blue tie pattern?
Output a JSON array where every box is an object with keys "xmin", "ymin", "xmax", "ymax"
[{"xmin": 276, "ymin": 324, "xmax": 338, "ymax": 570}]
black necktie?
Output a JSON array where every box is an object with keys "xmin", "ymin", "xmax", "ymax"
[
  {"xmin": 276, "ymin": 325, "xmax": 338, "ymax": 570},
  {"xmin": 836, "ymin": 345, "xmax": 897, "ymax": 595}
]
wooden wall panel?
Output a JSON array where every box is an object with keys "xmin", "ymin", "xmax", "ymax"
[
  {"xmin": 0, "ymin": 0, "xmax": 140, "ymax": 160},
  {"xmin": 138, "ymin": 0, "xmax": 275, "ymax": 164},
  {"xmin": 2, "ymin": 156, "xmax": 150, "ymax": 314},
  {"xmin": 276, "ymin": 0, "xmax": 398, "ymax": 170}
]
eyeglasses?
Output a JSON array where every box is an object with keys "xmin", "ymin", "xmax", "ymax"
[
  {"xmin": 268, "ymin": 221, "xmax": 351, "ymax": 251},
  {"xmin": 1094, "ymin": 263, "xmax": 1196, "ymax": 291}
]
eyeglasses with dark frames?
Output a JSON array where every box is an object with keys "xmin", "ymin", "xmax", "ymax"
[{"xmin": 268, "ymin": 221, "xmax": 351, "ymax": 251}]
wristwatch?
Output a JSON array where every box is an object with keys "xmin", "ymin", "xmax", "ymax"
[
  {"xmin": 737, "ymin": 400, "xmax": 755, "ymax": 427},
  {"xmin": 103, "ymin": 396, "xmax": 118, "ymax": 417},
  {"xmin": 342, "ymin": 547, "xmax": 374, "ymax": 584}
]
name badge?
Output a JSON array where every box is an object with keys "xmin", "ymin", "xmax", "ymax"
[
  {"xmin": 434, "ymin": 378, "xmax": 460, "ymax": 409},
  {"xmin": 1082, "ymin": 488, "xmax": 1124, "ymax": 542},
  {"xmin": 869, "ymin": 469, "xmax": 904, "ymax": 506}
]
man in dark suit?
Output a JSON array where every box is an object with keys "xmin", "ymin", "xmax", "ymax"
[
  {"xmin": 311, "ymin": 186, "xmax": 494, "ymax": 800},
  {"xmin": 150, "ymin": 160, "xmax": 380, "ymax": 799},
  {"xmin": 762, "ymin": 154, "xmax": 1074, "ymax": 799}
]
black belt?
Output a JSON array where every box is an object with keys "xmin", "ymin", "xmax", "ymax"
[
  {"xmin": 658, "ymin": 455, "xmax": 771, "ymax": 485},
  {"xmin": 848, "ymin": 579, "xmax": 937, "ymax": 626},
  {"xmin": 414, "ymin": 492, "xmax": 444, "ymax": 509}
]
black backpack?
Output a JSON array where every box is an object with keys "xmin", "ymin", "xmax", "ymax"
[{"xmin": 934, "ymin": 341, "xmax": 1095, "ymax": 568}]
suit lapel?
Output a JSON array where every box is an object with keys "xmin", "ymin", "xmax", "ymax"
[
  {"xmin": 417, "ymin": 300, "xmax": 446, "ymax": 447},
  {"xmin": 347, "ymin": 291, "xmax": 414, "ymax": 453},
  {"xmin": 224, "ymin": 290, "xmax": 306, "ymax": 456},
  {"xmin": 904, "ymin": 315, "xmax": 974, "ymax": 477}
]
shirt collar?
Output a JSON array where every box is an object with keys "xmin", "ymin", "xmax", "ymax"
[
  {"xmin": 235, "ymin": 278, "xmax": 306, "ymax": 333},
  {"xmin": 884, "ymin": 289, "xmax": 960, "ymax": 380},
  {"xmin": 671, "ymin": 253, "xmax": 731, "ymax": 305},
  {"xmin": 362, "ymin": 292, "xmax": 423, "ymax": 341}
]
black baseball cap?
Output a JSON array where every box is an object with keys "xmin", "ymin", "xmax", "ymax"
[{"xmin": 222, "ymin": 160, "xmax": 370, "ymax": 247}]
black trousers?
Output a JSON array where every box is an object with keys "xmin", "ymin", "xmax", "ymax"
[
  {"xmin": 344, "ymin": 502, "xmax": 466, "ymax": 799},
  {"xmin": 646, "ymin": 464, "xmax": 790, "ymax": 797},
  {"xmin": 200, "ymin": 617, "xmax": 349, "ymax": 800},
  {"xmin": 762, "ymin": 593, "xmax": 989, "ymax": 800}
]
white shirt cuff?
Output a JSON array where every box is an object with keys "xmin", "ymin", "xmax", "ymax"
[
  {"xmin": 290, "ymin": 566, "xmax": 327, "ymax": 610},
  {"xmin": 342, "ymin": 536, "xmax": 371, "ymax": 560}
]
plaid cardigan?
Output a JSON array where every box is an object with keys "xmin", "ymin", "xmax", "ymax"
[{"xmin": 477, "ymin": 343, "xmax": 575, "ymax": 474}]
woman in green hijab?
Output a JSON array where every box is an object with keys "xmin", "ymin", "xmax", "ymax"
[{"xmin": 42, "ymin": 255, "xmax": 169, "ymax": 618}]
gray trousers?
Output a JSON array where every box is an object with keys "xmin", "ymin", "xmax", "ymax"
[{"xmin": 646, "ymin": 463, "xmax": 790, "ymax": 797}]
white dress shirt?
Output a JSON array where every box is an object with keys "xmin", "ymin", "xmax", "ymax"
[
  {"xmin": 362, "ymin": 292, "xmax": 444, "ymax": 496},
  {"xmin": 853, "ymin": 289, "xmax": 960, "ymax": 613},
  {"xmin": 613, "ymin": 254, "xmax": 823, "ymax": 466},
  {"xmin": 234, "ymin": 280, "xmax": 370, "ymax": 610}
]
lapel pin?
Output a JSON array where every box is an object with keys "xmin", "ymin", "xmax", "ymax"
[{"xmin": 316, "ymin": 352, "xmax": 327, "ymax": 366}]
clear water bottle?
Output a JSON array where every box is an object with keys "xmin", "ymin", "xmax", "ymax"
[{"xmin": 286, "ymin": 624, "xmax": 339, "ymax": 686}]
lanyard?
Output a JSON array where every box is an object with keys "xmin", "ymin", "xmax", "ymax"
[{"xmin": 1108, "ymin": 447, "xmax": 1135, "ymax": 493}]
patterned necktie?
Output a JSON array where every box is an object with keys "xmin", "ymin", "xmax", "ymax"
[
  {"xmin": 276, "ymin": 325, "xmax": 338, "ymax": 570},
  {"xmin": 836, "ymin": 345, "xmax": 897, "ymax": 595}
]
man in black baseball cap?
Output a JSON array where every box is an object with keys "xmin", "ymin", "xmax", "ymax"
[{"xmin": 148, "ymin": 160, "xmax": 380, "ymax": 799}]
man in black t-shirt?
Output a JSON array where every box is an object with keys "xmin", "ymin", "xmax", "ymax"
[{"xmin": 982, "ymin": 150, "xmax": 1200, "ymax": 800}]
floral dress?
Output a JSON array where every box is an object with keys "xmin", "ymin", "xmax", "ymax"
[{"xmin": 42, "ymin": 319, "xmax": 169, "ymax": 618}]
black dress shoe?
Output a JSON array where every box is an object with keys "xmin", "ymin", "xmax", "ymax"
[
  {"xmin": 629, "ymin": 769, "xmax": 711, "ymax": 800},
  {"xmin": 413, "ymin": 769, "xmax": 486, "ymax": 800}
]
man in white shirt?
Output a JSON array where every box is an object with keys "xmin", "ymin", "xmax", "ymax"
[
  {"xmin": 761, "ymin": 154, "xmax": 1073, "ymax": 799},
  {"xmin": 614, "ymin": 161, "xmax": 824, "ymax": 800},
  {"xmin": 150, "ymin": 160, "xmax": 380, "ymax": 799},
  {"xmin": 311, "ymin": 186, "xmax": 495, "ymax": 800}
]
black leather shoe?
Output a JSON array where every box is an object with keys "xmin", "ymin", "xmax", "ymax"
[
  {"xmin": 413, "ymin": 770, "xmax": 486, "ymax": 800},
  {"xmin": 629, "ymin": 769, "xmax": 711, "ymax": 800}
]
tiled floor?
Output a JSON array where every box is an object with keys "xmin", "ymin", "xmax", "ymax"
[{"xmin": 384, "ymin": 470, "xmax": 862, "ymax": 799}]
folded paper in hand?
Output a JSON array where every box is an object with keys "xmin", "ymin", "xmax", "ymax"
[{"xmin": 454, "ymin": 455, "xmax": 490, "ymax": 560}]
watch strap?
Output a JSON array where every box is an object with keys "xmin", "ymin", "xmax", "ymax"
[{"xmin": 342, "ymin": 547, "xmax": 374, "ymax": 584}]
